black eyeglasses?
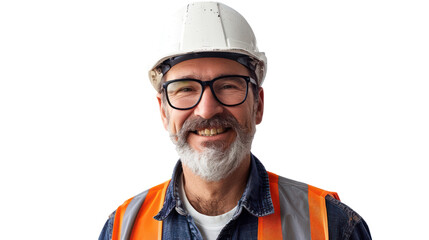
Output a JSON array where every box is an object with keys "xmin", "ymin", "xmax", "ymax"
[{"xmin": 162, "ymin": 75, "xmax": 257, "ymax": 110}]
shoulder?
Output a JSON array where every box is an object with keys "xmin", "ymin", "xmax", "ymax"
[
  {"xmin": 99, "ymin": 179, "xmax": 172, "ymax": 239},
  {"xmin": 115, "ymin": 179, "xmax": 171, "ymax": 214},
  {"xmin": 97, "ymin": 187, "xmax": 154, "ymax": 240},
  {"xmin": 325, "ymin": 195, "xmax": 372, "ymax": 240},
  {"xmin": 274, "ymin": 173, "xmax": 371, "ymax": 239}
]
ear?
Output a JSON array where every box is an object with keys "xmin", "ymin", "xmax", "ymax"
[
  {"xmin": 255, "ymin": 87, "xmax": 264, "ymax": 125},
  {"xmin": 157, "ymin": 93, "xmax": 169, "ymax": 131}
]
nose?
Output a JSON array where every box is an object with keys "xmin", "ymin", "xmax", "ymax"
[{"xmin": 193, "ymin": 86, "xmax": 224, "ymax": 119}]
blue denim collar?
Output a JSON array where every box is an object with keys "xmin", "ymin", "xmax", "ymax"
[{"xmin": 154, "ymin": 154, "xmax": 274, "ymax": 220}]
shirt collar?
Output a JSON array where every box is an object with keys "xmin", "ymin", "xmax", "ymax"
[{"xmin": 154, "ymin": 154, "xmax": 274, "ymax": 220}]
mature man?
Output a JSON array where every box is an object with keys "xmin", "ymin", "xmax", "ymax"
[{"xmin": 99, "ymin": 2, "xmax": 371, "ymax": 240}]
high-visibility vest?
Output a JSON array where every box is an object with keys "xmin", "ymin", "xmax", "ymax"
[{"xmin": 112, "ymin": 172, "xmax": 339, "ymax": 240}]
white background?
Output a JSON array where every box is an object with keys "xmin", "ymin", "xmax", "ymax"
[{"xmin": 1, "ymin": 0, "xmax": 428, "ymax": 239}]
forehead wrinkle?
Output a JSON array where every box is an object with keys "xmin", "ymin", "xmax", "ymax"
[{"xmin": 164, "ymin": 67, "xmax": 204, "ymax": 81}]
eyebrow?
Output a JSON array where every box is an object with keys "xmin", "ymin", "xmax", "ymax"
[
  {"xmin": 174, "ymin": 74, "xmax": 200, "ymax": 79},
  {"xmin": 170, "ymin": 74, "xmax": 234, "ymax": 81}
]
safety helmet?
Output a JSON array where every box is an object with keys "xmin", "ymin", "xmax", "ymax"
[{"xmin": 148, "ymin": 2, "xmax": 267, "ymax": 92}]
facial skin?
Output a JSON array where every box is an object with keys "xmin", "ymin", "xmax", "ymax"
[{"xmin": 157, "ymin": 57, "xmax": 264, "ymax": 181}]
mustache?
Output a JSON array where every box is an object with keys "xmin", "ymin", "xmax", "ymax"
[
  {"xmin": 171, "ymin": 113, "xmax": 247, "ymax": 145},
  {"xmin": 183, "ymin": 114, "xmax": 238, "ymax": 131}
]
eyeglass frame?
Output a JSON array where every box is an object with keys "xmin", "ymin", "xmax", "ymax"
[{"xmin": 161, "ymin": 75, "xmax": 258, "ymax": 110}]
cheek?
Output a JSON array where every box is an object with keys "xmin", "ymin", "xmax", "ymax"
[
  {"xmin": 167, "ymin": 110, "xmax": 192, "ymax": 134},
  {"xmin": 242, "ymin": 100, "xmax": 257, "ymax": 123},
  {"xmin": 227, "ymin": 108, "xmax": 253, "ymax": 130}
]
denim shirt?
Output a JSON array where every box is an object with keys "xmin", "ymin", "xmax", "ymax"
[{"xmin": 99, "ymin": 155, "xmax": 371, "ymax": 240}]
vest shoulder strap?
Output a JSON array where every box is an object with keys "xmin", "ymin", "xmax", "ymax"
[
  {"xmin": 308, "ymin": 185, "xmax": 340, "ymax": 240},
  {"xmin": 259, "ymin": 172, "xmax": 339, "ymax": 240},
  {"xmin": 112, "ymin": 180, "xmax": 170, "ymax": 240},
  {"xmin": 112, "ymin": 197, "xmax": 134, "ymax": 240}
]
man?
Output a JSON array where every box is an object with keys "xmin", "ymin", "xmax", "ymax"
[{"xmin": 99, "ymin": 2, "xmax": 371, "ymax": 239}]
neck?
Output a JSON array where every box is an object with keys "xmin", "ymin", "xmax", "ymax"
[{"xmin": 181, "ymin": 154, "xmax": 251, "ymax": 216}]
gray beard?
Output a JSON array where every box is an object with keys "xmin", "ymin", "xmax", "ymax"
[{"xmin": 169, "ymin": 113, "xmax": 255, "ymax": 182}]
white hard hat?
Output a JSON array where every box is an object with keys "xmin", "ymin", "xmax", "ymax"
[{"xmin": 148, "ymin": 2, "xmax": 267, "ymax": 92}]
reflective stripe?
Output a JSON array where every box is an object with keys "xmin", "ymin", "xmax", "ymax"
[
  {"xmin": 258, "ymin": 172, "xmax": 283, "ymax": 239},
  {"xmin": 120, "ymin": 190, "xmax": 149, "ymax": 240},
  {"xmin": 112, "ymin": 197, "xmax": 134, "ymax": 240},
  {"xmin": 277, "ymin": 175, "xmax": 311, "ymax": 239},
  {"xmin": 308, "ymin": 185, "xmax": 340, "ymax": 240},
  {"xmin": 129, "ymin": 180, "xmax": 169, "ymax": 240},
  {"xmin": 276, "ymin": 176, "xmax": 339, "ymax": 240}
]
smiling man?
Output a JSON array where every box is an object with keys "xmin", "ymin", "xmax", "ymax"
[{"xmin": 99, "ymin": 2, "xmax": 371, "ymax": 240}]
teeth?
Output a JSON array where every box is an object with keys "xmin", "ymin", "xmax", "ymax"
[{"xmin": 197, "ymin": 127, "xmax": 225, "ymax": 136}]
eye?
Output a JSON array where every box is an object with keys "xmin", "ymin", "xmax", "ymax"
[
  {"xmin": 219, "ymin": 83, "xmax": 239, "ymax": 90},
  {"xmin": 167, "ymin": 80, "xmax": 201, "ymax": 96},
  {"xmin": 214, "ymin": 77, "xmax": 246, "ymax": 92},
  {"xmin": 178, "ymin": 86, "xmax": 196, "ymax": 92}
]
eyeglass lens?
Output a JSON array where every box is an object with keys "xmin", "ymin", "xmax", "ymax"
[{"xmin": 166, "ymin": 76, "xmax": 248, "ymax": 109}]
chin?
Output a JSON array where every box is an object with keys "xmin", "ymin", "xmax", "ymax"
[{"xmin": 178, "ymin": 138, "xmax": 250, "ymax": 182}]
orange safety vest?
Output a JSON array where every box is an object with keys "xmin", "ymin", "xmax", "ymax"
[{"xmin": 112, "ymin": 172, "xmax": 339, "ymax": 240}]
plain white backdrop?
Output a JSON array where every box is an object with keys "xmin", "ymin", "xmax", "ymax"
[{"xmin": 1, "ymin": 0, "xmax": 428, "ymax": 239}]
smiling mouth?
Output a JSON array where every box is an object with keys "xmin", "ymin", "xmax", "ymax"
[{"xmin": 194, "ymin": 127, "xmax": 227, "ymax": 137}]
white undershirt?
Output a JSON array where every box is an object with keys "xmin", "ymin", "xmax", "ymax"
[{"xmin": 179, "ymin": 175, "xmax": 237, "ymax": 240}]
